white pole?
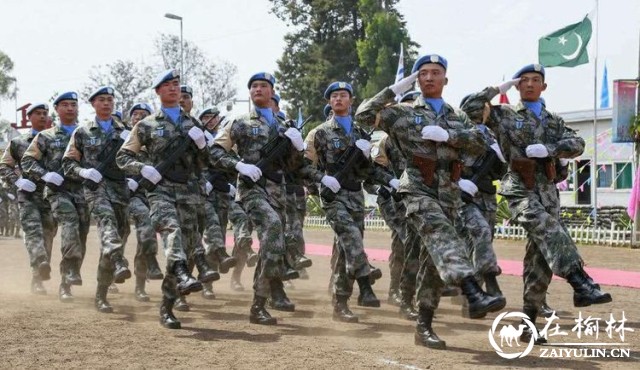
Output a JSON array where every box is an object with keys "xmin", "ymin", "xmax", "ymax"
[{"xmin": 592, "ymin": 0, "xmax": 599, "ymax": 229}]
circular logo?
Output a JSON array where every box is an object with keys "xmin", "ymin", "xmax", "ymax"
[{"xmin": 488, "ymin": 311, "xmax": 538, "ymax": 359}]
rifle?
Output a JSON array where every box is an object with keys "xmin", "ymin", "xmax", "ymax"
[
  {"xmin": 461, "ymin": 150, "xmax": 497, "ymax": 203},
  {"xmin": 320, "ymin": 128, "xmax": 374, "ymax": 203},
  {"xmin": 84, "ymin": 135, "xmax": 125, "ymax": 191},
  {"xmin": 241, "ymin": 115, "xmax": 313, "ymax": 188},
  {"xmin": 138, "ymin": 131, "xmax": 194, "ymax": 191}
]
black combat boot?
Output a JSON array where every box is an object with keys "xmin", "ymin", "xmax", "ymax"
[
  {"xmin": 111, "ymin": 253, "xmax": 131, "ymax": 284},
  {"xmin": 539, "ymin": 297, "xmax": 555, "ymax": 318},
  {"xmin": 414, "ymin": 306, "xmax": 446, "ymax": 350},
  {"xmin": 31, "ymin": 277, "xmax": 46, "ymax": 295},
  {"xmin": 194, "ymin": 252, "xmax": 220, "ymax": 283},
  {"xmin": 460, "ymin": 276, "xmax": 506, "ymax": 319},
  {"xmin": 95, "ymin": 284, "xmax": 113, "ymax": 313},
  {"xmin": 440, "ymin": 286, "xmax": 459, "ymax": 297},
  {"xmin": 484, "ymin": 273, "xmax": 503, "ymax": 298},
  {"xmin": 146, "ymin": 254, "xmax": 164, "ymax": 280},
  {"xmin": 134, "ymin": 276, "xmax": 150, "ymax": 302},
  {"xmin": 282, "ymin": 260, "xmax": 300, "ymax": 281},
  {"xmin": 213, "ymin": 248, "xmax": 237, "ymax": 274},
  {"xmin": 202, "ymin": 281, "xmax": 216, "ymax": 300},
  {"xmin": 292, "ymin": 254, "xmax": 312, "ymax": 270},
  {"xmin": 245, "ymin": 248, "xmax": 258, "ymax": 267},
  {"xmin": 174, "ymin": 295, "xmax": 190, "ymax": 312},
  {"xmin": 35, "ymin": 256, "xmax": 51, "ymax": 281},
  {"xmin": 64, "ymin": 259, "xmax": 82, "ymax": 286},
  {"xmin": 369, "ymin": 265, "xmax": 382, "ymax": 285},
  {"xmin": 356, "ymin": 276, "xmax": 381, "ymax": 307},
  {"xmin": 250, "ymin": 296, "xmax": 277, "ymax": 325},
  {"xmin": 174, "ymin": 261, "xmax": 203, "ymax": 295},
  {"xmin": 387, "ymin": 288, "xmax": 403, "ymax": 307},
  {"xmin": 269, "ymin": 280, "xmax": 295, "ymax": 312},
  {"xmin": 58, "ymin": 283, "xmax": 73, "ymax": 302},
  {"xmin": 520, "ymin": 306, "xmax": 547, "ymax": 345},
  {"xmin": 333, "ymin": 295, "xmax": 359, "ymax": 323},
  {"xmin": 160, "ymin": 296, "xmax": 181, "ymax": 329},
  {"xmin": 566, "ymin": 268, "xmax": 612, "ymax": 307},
  {"xmin": 399, "ymin": 293, "xmax": 419, "ymax": 321}
]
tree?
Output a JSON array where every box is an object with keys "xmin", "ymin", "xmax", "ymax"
[
  {"xmin": 155, "ymin": 34, "xmax": 237, "ymax": 110},
  {"xmin": 82, "ymin": 60, "xmax": 155, "ymax": 116},
  {"xmin": 0, "ymin": 50, "xmax": 16, "ymax": 100}
]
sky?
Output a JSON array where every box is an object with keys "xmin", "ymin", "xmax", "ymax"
[{"xmin": 0, "ymin": 0, "xmax": 638, "ymax": 124}]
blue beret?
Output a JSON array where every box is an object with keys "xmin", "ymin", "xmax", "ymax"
[
  {"xmin": 324, "ymin": 81, "xmax": 353, "ymax": 99},
  {"xmin": 26, "ymin": 102, "xmax": 49, "ymax": 116},
  {"xmin": 513, "ymin": 63, "xmax": 545, "ymax": 79},
  {"xmin": 247, "ymin": 72, "xmax": 275, "ymax": 89},
  {"xmin": 88, "ymin": 86, "xmax": 115, "ymax": 102},
  {"xmin": 53, "ymin": 91, "xmax": 78, "ymax": 106},
  {"xmin": 152, "ymin": 69, "xmax": 179, "ymax": 89},
  {"xmin": 411, "ymin": 54, "xmax": 448, "ymax": 73},
  {"xmin": 276, "ymin": 111, "xmax": 286, "ymax": 120},
  {"xmin": 129, "ymin": 102, "xmax": 154, "ymax": 117},
  {"xmin": 198, "ymin": 106, "xmax": 220, "ymax": 120},
  {"xmin": 400, "ymin": 91, "xmax": 421, "ymax": 103},
  {"xmin": 113, "ymin": 110, "xmax": 123, "ymax": 121},
  {"xmin": 271, "ymin": 93, "xmax": 281, "ymax": 105},
  {"xmin": 180, "ymin": 85, "xmax": 193, "ymax": 97},
  {"xmin": 323, "ymin": 104, "xmax": 332, "ymax": 118}
]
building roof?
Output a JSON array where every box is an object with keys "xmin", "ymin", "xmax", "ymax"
[{"xmin": 559, "ymin": 108, "xmax": 612, "ymax": 124}]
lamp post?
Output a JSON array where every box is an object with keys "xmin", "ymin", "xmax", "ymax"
[{"xmin": 164, "ymin": 13, "xmax": 184, "ymax": 84}]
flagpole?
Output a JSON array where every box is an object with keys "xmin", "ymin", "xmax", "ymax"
[
  {"xmin": 592, "ymin": 0, "xmax": 599, "ymax": 229},
  {"xmin": 634, "ymin": 29, "xmax": 640, "ymax": 246}
]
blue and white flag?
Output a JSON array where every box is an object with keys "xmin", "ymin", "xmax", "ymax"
[
  {"xmin": 296, "ymin": 107, "xmax": 303, "ymax": 129},
  {"xmin": 395, "ymin": 44, "xmax": 404, "ymax": 101},
  {"xmin": 600, "ymin": 62, "xmax": 609, "ymax": 108}
]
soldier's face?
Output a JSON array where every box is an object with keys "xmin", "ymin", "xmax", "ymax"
[
  {"xmin": 29, "ymin": 108, "xmax": 49, "ymax": 130},
  {"xmin": 130, "ymin": 109, "xmax": 149, "ymax": 126},
  {"xmin": 91, "ymin": 95, "xmax": 115, "ymax": 118},
  {"xmin": 156, "ymin": 78, "xmax": 181, "ymax": 106},
  {"xmin": 201, "ymin": 113, "xmax": 220, "ymax": 130},
  {"xmin": 329, "ymin": 90, "xmax": 352, "ymax": 116},
  {"xmin": 250, "ymin": 81, "xmax": 273, "ymax": 108},
  {"xmin": 417, "ymin": 64, "xmax": 447, "ymax": 98},
  {"xmin": 55, "ymin": 100, "xmax": 78, "ymax": 124},
  {"xmin": 179, "ymin": 92, "xmax": 193, "ymax": 113},
  {"xmin": 516, "ymin": 72, "xmax": 547, "ymax": 102}
]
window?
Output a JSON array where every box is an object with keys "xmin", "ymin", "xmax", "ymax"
[
  {"xmin": 597, "ymin": 164, "xmax": 612, "ymax": 188},
  {"xmin": 615, "ymin": 163, "xmax": 633, "ymax": 189}
]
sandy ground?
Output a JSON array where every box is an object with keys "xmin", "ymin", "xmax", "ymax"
[{"xmin": 0, "ymin": 228, "xmax": 639, "ymax": 369}]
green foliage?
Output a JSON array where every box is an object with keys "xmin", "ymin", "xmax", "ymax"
[
  {"xmin": 494, "ymin": 194, "xmax": 512, "ymax": 225},
  {"xmin": 0, "ymin": 50, "xmax": 16, "ymax": 99},
  {"xmin": 306, "ymin": 195, "xmax": 325, "ymax": 217}
]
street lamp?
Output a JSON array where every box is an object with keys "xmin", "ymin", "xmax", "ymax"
[{"xmin": 164, "ymin": 13, "xmax": 184, "ymax": 84}]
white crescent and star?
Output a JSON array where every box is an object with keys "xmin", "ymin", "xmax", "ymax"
[{"xmin": 560, "ymin": 32, "xmax": 583, "ymax": 60}]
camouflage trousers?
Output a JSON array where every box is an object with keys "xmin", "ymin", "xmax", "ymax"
[
  {"xmin": 459, "ymin": 202, "xmax": 500, "ymax": 282},
  {"xmin": 522, "ymin": 238, "xmax": 553, "ymax": 309},
  {"xmin": 378, "ymin": 195, "xmax": 405, "ymax": 293},
  {"xmin": 87, "ymin": 195, "xmax": 129, "ymax": 285},
  {"xmin": 18, "ymin": 191, "xmax": 57, "ymax": 274},
  {"xmin": 0, "ymin": 200, "xmax": 7, "ymax": 233},
  {"xmin": 229, "ymin": 197, "xmax": 253, "ymax": 274},
  {"xmin": 403, "ymin": 194, "xmax": 475, "ymax": 309},
  {"xmin": 48, "ymin": 192, "xmax": 90, "ymax": 277},
  {"xmin": 7, "ymin": 198, "xmax": 20, "ymax": 235},
  {"xmin": 203, "ymin": 191, "xmax": 228, "ymax": 261},
  {"xmin": 284, "ymin": 186, "xmax": 306, "ymax": 262},
  {"xmin": 126, "ymin": 195, "xmax": 159, "ymax": 278},
  {"xmin": 242, "ymin": 192, "xmax": 287, "ymax": 298},
  {"xmin": 400, "ymin": 220, "xmax": 421, "ymax": 301}
]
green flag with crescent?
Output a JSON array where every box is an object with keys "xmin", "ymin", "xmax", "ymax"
[{"xmin": 538, "ymin": 14, "xmax": 592, "ymax": 68}]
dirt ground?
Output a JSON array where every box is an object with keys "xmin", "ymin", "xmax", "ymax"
[{"xmin": 0, "ymin": 228, "xmax": 639, "ymax": 369}]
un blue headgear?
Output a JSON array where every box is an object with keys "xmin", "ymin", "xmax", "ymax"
[
  {"xmin": 180, "ymin": 85, "xmax": 193, "ymax": 97},
  {"xmin": 324, "ymin": 82, "xmax": 353, "ymax": 100},
  {"xmin": 88, "ymin": 86, "xmax": 115, "ymax": 102},
  {"xmin": 272, "ymin": 93, "xmax": 281, "ymax": 105},
  {"xmin": 198, "ymin": 106, "xmax": 220, "ymax": 120},
  {"xmin": 113, "ymin": 111, "xmax": 123, "ymax": 121},
  {"xmin": 247, "ymin": 72, "xmax": 275, "ymax": 89},
  {"xmin": 129, "ymin": 103, "xmax": 154, "ymax": 117},
  {"xmin": 152, "ymin": 69, "xmax": 180, "ymax": 90},
  {"xmin": 323, "ymin": 104, "xmax": 332, "ymax": 118},
  {"xmin": 513, "ymin": 64, "xmax": 545, "ymax": 80},
  {"xmin": 26, "ymin": 102, "xmax": 49, "ymax": 116},
  {"xmin": 53, "ymin": 91, "xmax": 78, "ymax": 106},
  {"xmin": 276, "ymin": 111, "xmax": 286, "ymax": 120},
  {"xmin": 411, "ymin": 54, "xmax": 448, "ymax": 73},
  {"xmin": 400, "ymin": 91, "xmax": 421, "ymax": 103}
]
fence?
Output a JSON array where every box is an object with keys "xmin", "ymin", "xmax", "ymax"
[{"xmin": 304, "ymin": 216, "xmax": 634, "ymax": 246}]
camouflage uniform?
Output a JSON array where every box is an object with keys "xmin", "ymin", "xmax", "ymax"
[
  {"xmin": 126, "ymin": 177, "xmax": 159, "ymax": 279},
  {"xmin": 0, "ymin": 131, "xmax": 57, "ymax": 280},
  {"xmin": 229, "ymin": 190, "xmax": 254, "ymax": 279},
  {"xmin": 284, "ymin": 175, "xmax": 307, "ymax": 260},
  {"xmin": 63, "ymin": 118, "xmax": 131, "ymax": 286},
  {"xmin": 23, "ymin": 124, "xmax": 91, "ymax": 286},
  {"xmin": 355, "ymin": 87, "xmax": 486, "ymax": 310}
]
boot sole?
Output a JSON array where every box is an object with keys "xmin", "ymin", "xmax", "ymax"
[
  {"xmin": 113, "ymin": 269, "xmax": 132, "ymax": 284},
  {"xmin": 97, "ymin": 306, "xmax": 114, "ymax": 314},
  {"xmin": 282, "ymin": 272, "xmax": 300, "ymax": 281},
  {"xmin": 147, "ymin": 273, "xmax": 164, "ymax": 280},
  {"xmin": 178, "ymin": 281, "xmax": 203, "ymax": 295},
  {"xmin": 66, "ymin": 278, "xmax": 83, "ymax": 286},
  {"xmin": 218, "ymin": 259, "xmax": 238, "ymax": 274},
  {"xmin": 198, "ymin": 272, "xmax": 221, "ymax": 283},
  {"xmin": 414, "ymin": 334, "xmax": 447, "ymax": 350},
  {"xmin": 574, "ymin": 294, "xmax": 612, "ymax": 307},
  {"xmin": 174, "ymin": 304, "xmax": 190, "ymax": 312},
  {"xmin": 468, "ymin": 297, "xmax": 507, "ymax": 319},
  {"xmin": 332, "ymin": 315, "xmax": 359, "ymax": 323},
  {"xmin": 270, "ymin": 304, "xmax": 295, "ymax": 312},
  {"xmin": 135, "ymin": 295, "xmax": 151, "ymax": 302},
  {"xmin": 294, "ymin": 259, "xmax": 313, "ymax": 270},
  {"xmin": 161, "ymin": 321, "xmax": 182, "ymax": 329},
  {"xmin": 357, "ymin": 300, "xmax": 381, "ymax": 308},
  {"xmin": 249, "ymin": 317, "xmax": 277, "ymax": 325}
]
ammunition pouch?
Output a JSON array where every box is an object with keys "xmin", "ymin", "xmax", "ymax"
[
  {"xmin": 102, "ymin": 166, "xmax": 126, "ymax": 182},
  {"xmin": 412, "ymin": 153, "xmax": 436, "ymax": 187},
  {"xmin": 163, "ymin": 164, "xmax": 190, "ymax": 184},
  {"xmin": 263, "ymin": 170, "xmax": 283, "ymax": 184},
  {"xmin": 450, "ymin": 160, "xmax": 463, "ymax": 182},
  {"xmin": 511, "ymin": 158, "xmax": 536, "ymax": 190},
  {"xmin": 541, "ymin": 158, "xmax": 556, "ymax": 182}
]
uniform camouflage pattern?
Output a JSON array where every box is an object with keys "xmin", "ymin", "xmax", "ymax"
[
  {"xmin": 229, "ymin": 196, "xmax": 254, "ymax": 272},
  {"xmin": 126, "ymin": 194, "xmax": 158, "ymax": 278}
]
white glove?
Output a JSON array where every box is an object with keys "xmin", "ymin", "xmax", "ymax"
[
  {"xmin": 228, "ymin": 183, "xmax": 236, "ymax": 197},
  {"xmin": 389, "ymin": 71, "xmax": 419, "ymax": 96},
  {"xmin": 559, "ymin": 158, "xmax": 570, "ymax": 166},
  {"xmin": 421, "ymin": 126, "xmax": 450, "ymax": 142},
  {"xmin": 235, "ymin": 162, "xmax": 262, "ymax": 182},
  {"xmin": 188, "ymin": 126, "xmax": 206, "ymax": 149},
  {"xmin": 15, "ymin": 178, "xmax": 37, "ymax": 192},
  {"xmin": 388, "ymin": 178, "xmax": 400, "ymax": 190},
  {"xmin": 458, "ymin": 179, "xmax": 478, "ymax": 196},
  {"xmin": 205, "ymin": 181, "xmax": 213, "ymax": 195},
  {"xmin": 141, "ymin": 165, "xmax": 162, "ymax": 184},
  {"xmin": 489, "ymin": 143, "xmax": 507, "ymax": 163},
  {"xmin": 321, "ymin": 175, "xmax": 341, "ymax": 193},
  {"xmin": 42, "ymin": 172, "xmax": 64, "ymax": 186},
  {"xmin": 79, "ymin": 168, "xmax": 102, "ymax": 183},
  {"xmin": 498, "ymin": 78, "xmax": 520, "ymax": 94},
  {"xmin": 284, "ymin": 128, "xmax": 304, "ymax": 151},
  {"xmin": 525, "ymin": 144, "xmax": 549, "ymax": 158},
  {"xmin": 204, "ymin": 130, "xmax": 215, "ymax": 147},
  {"xmin": 127, "ymin": 178, "xmax": 138, "ymax": 192},
  {"xmin": 355, "ymin": 139, "xmax": 371, "ymax": 158},
  {"xmin": 119, "ymin": 130, "xmax": 130, "ymax": 141},
  {"xmin": 7, "ymin": 193, "xmax": 15, "ymax": 200}
]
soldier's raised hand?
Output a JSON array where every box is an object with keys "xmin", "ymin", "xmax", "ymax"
[
  {"xmin": 421, "ymin": 125, "xmax": 449, "ymax": 142},
  {"xmin": 389, "ymin": 71, "xmax": 419, "ymax": 96},
  {"xmin": 497, "ymin": 78, "xmax": 520, "ymax": 94},
  {"xmin": 15, "ymin": 178, "xmax": 37, "ymax": 192},
  {"xmin": 525, "ymin": 144, "xmax": 549, "ymax": 158}
]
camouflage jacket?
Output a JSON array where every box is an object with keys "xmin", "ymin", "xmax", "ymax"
[
  {"xmin": 355, "ymin": 87, "xmax": 485, "ymax": 208},
  {"xmin": 0, "ymin": 131, "xmax": 44, "ymax": 194},
  {"xmin": 370, "ymin": 132, "xmax": 406, "ymax": 186},
  {"xmin": 465, "ymin": 87, "xmax": 584, "ymax": 198},
  {"xmin": 22, "ymin": 124, "xmax": 85, "ymax": 202}
]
